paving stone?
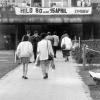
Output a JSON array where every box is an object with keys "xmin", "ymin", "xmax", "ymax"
[{"xmin": 0, "ymin": 51, "xmax": 93, "ymax": 100}]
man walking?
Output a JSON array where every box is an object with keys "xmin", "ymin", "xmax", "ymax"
[{"xmin": 30, "ymin": 31, "xmax": 40, "ymax": 62}]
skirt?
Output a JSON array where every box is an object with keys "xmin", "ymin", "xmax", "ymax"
[
  {"xmin": 40, "ymin": 60, "xmax": 50, "ymax": 67},
  {"xmin": 21, "ymin": 57, "xmax": 30, "ymax": 64},
  {"xmin": 62, "ymin": 50, "xmax": 70, "ymax": 57}
]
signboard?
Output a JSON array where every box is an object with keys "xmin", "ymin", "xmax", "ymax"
[{"xmin": 15, "ymin": 7, "xmax": 92, "ymax": 15}]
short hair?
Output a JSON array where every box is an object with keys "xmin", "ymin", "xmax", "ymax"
[
  {"xmin": 40, "ymin": 32, "xmax": 47, "ymax": 39},
  {"xmin": 53, "ymin": 31, "xmax": 57, "ymax": 35},
  {"xmin": 34, "ymin": 30, "xmax": 38, "ymax": 34},
  {"xmin": 47, "ymin": 32, "xmax": 51, "ymax": 35},
  {"xmin": 22, "ymin": 35, "xmax": 29, "ymax": 41}
]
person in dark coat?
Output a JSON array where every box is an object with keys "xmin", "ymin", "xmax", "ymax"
[{"xmin": 30, "ymin": 31, "xmax": 40, "ymax": 62}]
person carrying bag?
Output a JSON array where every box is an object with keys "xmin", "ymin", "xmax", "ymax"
[{"xmin": 36, "ymin": 33, "xmax": 54, "ymax": 79}]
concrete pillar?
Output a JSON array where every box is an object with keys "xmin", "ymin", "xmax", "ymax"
[
  {"xmin": 43, "ymin": 0, "xmax": 49, "ymax": 7},
  {"xmin": 15, "ymin": 24, "xmax": 18, "ymax": 50},
  {"xmin": 42, "ymin": 0, "xmax": 44, "ymax": 7},
  {"xmin": 17, "ymin": 24, "xmax": 25, "ymax": 41},
  {"xmin": 68, "ymin": 0, "xmax": 71, "ymax": 7},
  {"xmin": 62, "ymin": 0, "xmax": 63, "ymax": 7}
]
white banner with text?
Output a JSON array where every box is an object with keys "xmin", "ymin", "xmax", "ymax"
[{"xmin": 15, "ymin": 7, "xmax": 92, "ymax": 15}]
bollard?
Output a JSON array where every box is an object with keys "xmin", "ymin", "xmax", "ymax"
[
  {"xmin": 79, "ymin": 37, "xmax": 80, "ymax": 48},
  {"xmin": 83, "ymin": 44, "xmax": 86, "ymax": 67}
]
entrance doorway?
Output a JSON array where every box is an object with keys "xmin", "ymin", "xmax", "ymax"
[
  {"xmin": 24, "ymin": 23, "xmax": 83, "ymax": 40},
  {"xmin": 0, "ymin": 22, "xmax": 97, "ymax": 50}
]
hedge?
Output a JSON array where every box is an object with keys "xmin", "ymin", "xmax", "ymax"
[{"xmin": 72, "ymin": 40, "xmax": 100, "ymax": 64}]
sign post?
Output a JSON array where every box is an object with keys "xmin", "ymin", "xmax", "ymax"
[{"xmin": 83, "ymin": 44, "xmax": 86, "ymax": 67}]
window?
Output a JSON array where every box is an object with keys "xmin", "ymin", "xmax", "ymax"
[
  {"xmin": 36, "ymin": 0, "xmax": 73, "ymax": 8},
  {"xmin": 49, "ymin": 0, "xmax": 70, "ymax": 7},
  {"xmin": 72, "ymin": 0, "xmax": 91, "ymax": 7},
  {"xmin": 31, "ymin": 0, "xmax": 42, "ymax": 7}
]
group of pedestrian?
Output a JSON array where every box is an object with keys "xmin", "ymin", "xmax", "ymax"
[
  {"xmin": 15, "ymin": 30, "xmax": 72, "ymax": 79},
  {"xmin": 45, "ymin": 31, "xmax": 59, "ymax": 58}
]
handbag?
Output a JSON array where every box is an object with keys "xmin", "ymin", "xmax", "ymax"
[
  {"xmin": 48, "ymin": 53, "xmax": 53, "ymax": 60},
  {"xmin": 61, "ymin": 38, "xmax": 66, "ymax": 50},
  {"xmin": 61, "ymin": 44, "xmax": 66, "ymax": 49},
  {"xmin": 35, "ymin": 54, "xmax": 40, "ymax": 66},
  {"xmin": 15, "ymin": 52, "xmax": 20, "ymax": 63},
  {"xmin": 50, "ymin": 60, "xmax": 55, "ymax": 70}
]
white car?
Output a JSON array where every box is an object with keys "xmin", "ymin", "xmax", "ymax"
[{"xmin": 89, "ymin": 70, "xmax": 100, "ymax": 85}]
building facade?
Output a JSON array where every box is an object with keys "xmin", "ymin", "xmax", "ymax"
[
  {"xmin": 0, "ymin": 0, "xmax": 100, "ymax": 50},
  {"xmin": 0, "ymin": 0, "xmax": 91, "ymax": 7},
  {"xmin": 0, "ymin": 0, "xmax": 31, "ymax": 7}
]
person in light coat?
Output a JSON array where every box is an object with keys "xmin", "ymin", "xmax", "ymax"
[
  {"xmin": 61, "ymin": 33, "xmax": 72, "ymax": 62},
  {"xmin": 16, "ymin": 35, "xmax": 33, "ymax": 79},
  {"xmin": 37, "ymin": 33, "xmax": 54, "ymax": 79}
]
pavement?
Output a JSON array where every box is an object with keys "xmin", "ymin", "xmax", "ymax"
[{"xmin": 0, "ymin": 51, "xmax": 93, "ymax": 100}]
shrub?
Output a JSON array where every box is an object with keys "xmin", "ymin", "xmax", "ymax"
[
  {"xmin": 72, "ymin": 40, "xmax": 100, "ymax": 64},
  {"xmin": 72, "ymin": 46, "xmax": 83, "ymax": 64},
  {"xmin": 86, "ymin": 50, "xmax": 100, "ymax": 64}
]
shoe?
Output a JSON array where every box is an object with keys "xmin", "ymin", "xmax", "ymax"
[
  {"xmin": 22, "ymin": 76, "xmax": 28, "ymax": 79},
  {"xmin": 43, "ymin": 73, "xmax": 48, "ymax": 79},
  {"xmin": 65, "ymin": 58, "xmax": 69, "ymax": 62},
  {"xmin": 24, "ymin": 76, "xmax": 28, "ymax": 79},
  {"xmin": 67, "ymin": 58, "xmax": 69, "ymax": 61}
]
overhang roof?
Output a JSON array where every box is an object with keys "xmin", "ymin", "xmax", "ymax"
[
  {"xmin": 0, "ymin": 15, "xmax": 93, "ymax": 24},
  {"xmin": 0, "ymin": 7, "xmax": 98, "ymax": 24}
]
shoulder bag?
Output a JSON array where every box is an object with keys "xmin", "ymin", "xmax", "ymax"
[{"xmin": 47, "ymin": 40, "xmax": 53, "ymax": 60}]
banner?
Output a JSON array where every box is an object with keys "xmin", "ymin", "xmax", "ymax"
[{"xmin": 15, "ymin": 7, "xmax": 92, "ymax": 15}]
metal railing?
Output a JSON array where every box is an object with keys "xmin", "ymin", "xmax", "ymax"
[{"xmin": 82, "ymin": 43, "xmax": 100, "ymax": 67}]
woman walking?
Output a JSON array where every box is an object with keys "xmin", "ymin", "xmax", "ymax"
[
  {"xmin": 16, "ymin": 35, "xmax": 33, "ymax": 79},
  {"xmin": 61, "ymin": 33, "xmax": 72, "ymax": 62},
  {"xmin": 37, "ymin": 33, "xmax": 54, "ymax": 79}
]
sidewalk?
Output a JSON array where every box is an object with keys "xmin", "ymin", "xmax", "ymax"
[{"xmin": 0, "ymin": 51, "xmax": 93, "ymax": 100}]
